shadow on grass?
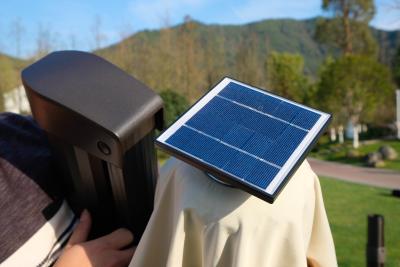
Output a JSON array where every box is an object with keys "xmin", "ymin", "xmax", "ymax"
[{"xmin": 378, "ymin": 191, "xmax": 400, "ymax": 200}]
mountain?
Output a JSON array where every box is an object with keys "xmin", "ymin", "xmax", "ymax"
[
  {"xmin": 96, "ymin": 17, "xmax": 400, "ymax": 99},
  {"xmin": 99, "ymin": 18, "xmax": 332, "ymax": 77},
  {"xmin": 0, "ymin": 53, "xmax": 29, "ymax": 92},
  {"xmin": 2, "ymin": 18, "xmax": 399, "ymax": 97},
  {"xmin": 372, "ymin": 27, "xmax": 400, "ymax": 66},
  {"xmin": 0, "ymin": 52, "xmax": 28, "ymax": 72}
]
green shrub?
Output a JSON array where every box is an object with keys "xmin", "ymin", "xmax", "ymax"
[{"xmin": 160, "ymin": 90, "xmax": 189, "ymax": 127}]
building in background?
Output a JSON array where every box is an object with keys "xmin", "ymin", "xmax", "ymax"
[{"xmin": 3, "ymin": 85, "xmax": 31, "ymax": 114}]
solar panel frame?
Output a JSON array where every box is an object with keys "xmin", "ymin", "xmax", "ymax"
[{"xmin": 156, "ymin": 77, "xmax": 331, "ymax": 203}]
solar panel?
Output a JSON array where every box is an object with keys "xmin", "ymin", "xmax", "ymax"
[{"xmin": 156, "ymin": 77, "xmax": 331, "ymax": 203}]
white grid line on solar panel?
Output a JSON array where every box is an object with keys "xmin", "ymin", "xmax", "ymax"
[
  {"xmin": 264, "ymin": 112, "xmax": 330, "ymax": 193},
  {"xmin": 183, "ymin": 124, "xmax": 282, "ymax": 169},
  {"xmin": 162, "ymin": 128, "xmax": 279, "ymax": 192},
  {"xmin": 215, "ymin": 95, "xmax": 309, "ymax": 132}
]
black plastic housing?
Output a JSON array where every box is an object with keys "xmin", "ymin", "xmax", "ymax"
[{"xmin": 22, "ymin": 51, "xmax": 163, "ymax": 243}]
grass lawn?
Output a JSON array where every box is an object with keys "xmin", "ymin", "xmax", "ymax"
[
  {"xmin": 320, "ymin": 177, "xmax": 400, "ymax": 267},
  {"xmin": 311, "ymin": 137, "xmax": 400, "ymax": 171}
]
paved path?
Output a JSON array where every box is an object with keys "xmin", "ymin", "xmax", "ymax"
[{"xmin": 307, "ymin": 158, "xmax": 400, "ymax": 189}]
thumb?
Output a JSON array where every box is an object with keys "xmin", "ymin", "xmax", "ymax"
[{"xmin": 67, "ymin": 209, "xmax": 92, "ymax": 248}]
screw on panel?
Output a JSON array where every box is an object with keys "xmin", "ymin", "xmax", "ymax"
[{"xmin": 97, "ymin": 141, "xmax": 111, "ymax": 155}]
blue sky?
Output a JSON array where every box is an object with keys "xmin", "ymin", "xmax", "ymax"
[{"xmin": 0, "ymin": 0, "xmax": 398, "ymax": 58}]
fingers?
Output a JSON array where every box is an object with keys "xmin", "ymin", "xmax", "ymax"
[
  {"xmin": 97, "ymin": 228, "xmax": 134, "ymax": 250},
  {"xmin": 67, "ymin": 209, "xmax": 92, "ymax": 248},
  {"xmin": 114, "ymin": 247, "xmax": 136, "ymax": 266}
]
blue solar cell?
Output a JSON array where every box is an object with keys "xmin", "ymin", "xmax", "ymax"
[
  {"xmin": 166, "ymin": 126, "xmax": 240, "ymax": 169},
  {"xmin": 245, "ymin": 161, "xmax": 280, "ymax": 189},
  {"xmin": 202, "ymin": 142, "xmax": 239, "ymax": 168},
  {"xmin": 221, "ymin": 124, "xmax": 254, "ymax": 148},
  {"xmin": 262, "ymin": 126, "xmax": 307, "ymax": 166},
  {"xmin": 186, "ymin": 113, "xmax": 235, "ymax": 140},
  {"xmin": 261, "ymin": 145, "xmax": 288, "ymax": 167},
  {"xmin": 197, "ymin": 96, "xmax": 230, "ymax": 117},
  {"xmin": 223, "ymin": 152, "xmax": 260, "ymax": 179},
  {"xmin": 272, "ymin": 101, "xmax": 301, "ymax": 122},
  {"xmin": 218, "ymin": 82, "xmax": 246, "ymax": 100},
  {"xmin": 279, "ymin": 126, "xmax": 307, "ymax": 151},
  {"xmin": 292, "ymin": 109, "xmax": 321, "ymax": 130},
  {"xmin": 166, "ymin": 126, "xmax": 218, "ymax": 159},
  {"xmin": 165, "ymin": 126, "xmax": 196, "ymax": 148},
  {"xmin": 209, "ymin": 98, "xmax": 254, "ymax": 124},
  {"xmin": 219, "ymin": 82, "xmax": 281, "ymax": 114},
  {"xmin": 186, "ymin": 98, "xmax": 228, "ymax": 127},
  {"xmin": 241, "ymin": 132, "xmax": 272, "ymax": 157},
  {"xmin": 240, "ymin": 111, "xmax": 287, "ymax": 140}
]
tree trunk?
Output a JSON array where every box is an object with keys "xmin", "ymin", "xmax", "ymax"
[
  {"xmin": 330, "ymin": 128, "xmax": 337, "ymax": 142},
  {"xmin": 341, "ymin": 0, "xmax": 353, "ymax": 55},
  {"xmin": 352, "ymin": 124, "xmax": 359, "ymax": 148},
  {"xmin": 350, "ymin": 115, "xmax": 360, "ymax": 149},
  {"xmin": 338, "ymin": 125, "xmax": 344, "ymax": 144}
]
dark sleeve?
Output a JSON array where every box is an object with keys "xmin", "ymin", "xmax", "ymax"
[{"xmin": 0, "ymin": 112, "xmax": 65, "ymax": 262}]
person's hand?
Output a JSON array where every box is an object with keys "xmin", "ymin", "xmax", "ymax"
[{"xmin": 55, "ymin": 210, "xmax": 135, "ymax": 267}]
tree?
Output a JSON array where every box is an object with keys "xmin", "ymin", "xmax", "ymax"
[
  {"xmin": 317, "ymin": 55, "xmax": 394, "ymax": 127},
  {"xmin": 316, "ymin": 0, "xmax": 377, "ymax": 56},
  {"xmin": 154, "ymin": 21, "xmax": 178, "ymax": 92},
  {"xmin": 69, "ymin": 33, "xmax": 77, "ymax": 50},
  {"xmin": 205, "ymin": 28, "xmax": 226, "ymax": 88},
  {"xmin": 9, "ymin": 18, "xmax": 24, "ymax": 57},
  {"xmin": 91, "ymin": 15, "xmax": 107, "ymax": 51},
  {"xmin": 393, "ymin": 46, "xmax": 400, "ymax": 87},
  {"xmin": 235, "ymin": 34, "xmax": 264, "ymax": 86},
  {"xmin": 159, "ymin": 90, "xmax": 189, "ymax": 127},
  {"xmin": 113, "ymin": 23, "xmax": 135, "ymax": 74},
  {"xmin": 266, "ymin": 52, "xmax": 309, "ymax": 103},
  {"xmin": 176, "ymin": 16, "xmax": 206, "ymax": 100},
  {"xmin": 131, "ymin": 34, "xmax": 158, "ymax": 90},
  {"xmin": 35, "ymin": 23, "xmax": 55, "ymax": 59},
  {"xmin": 0, "ymin": 57, "xmax": 17, "ymax": 112}
]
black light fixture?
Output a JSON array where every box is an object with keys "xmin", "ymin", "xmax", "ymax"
[
  {"xmin": 22, "ymin": 51, "xmax": 164, "ymax": 244},
  {"xmin": 367, "ymin": 214, "xmax": 385, "ymax": 267}
]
